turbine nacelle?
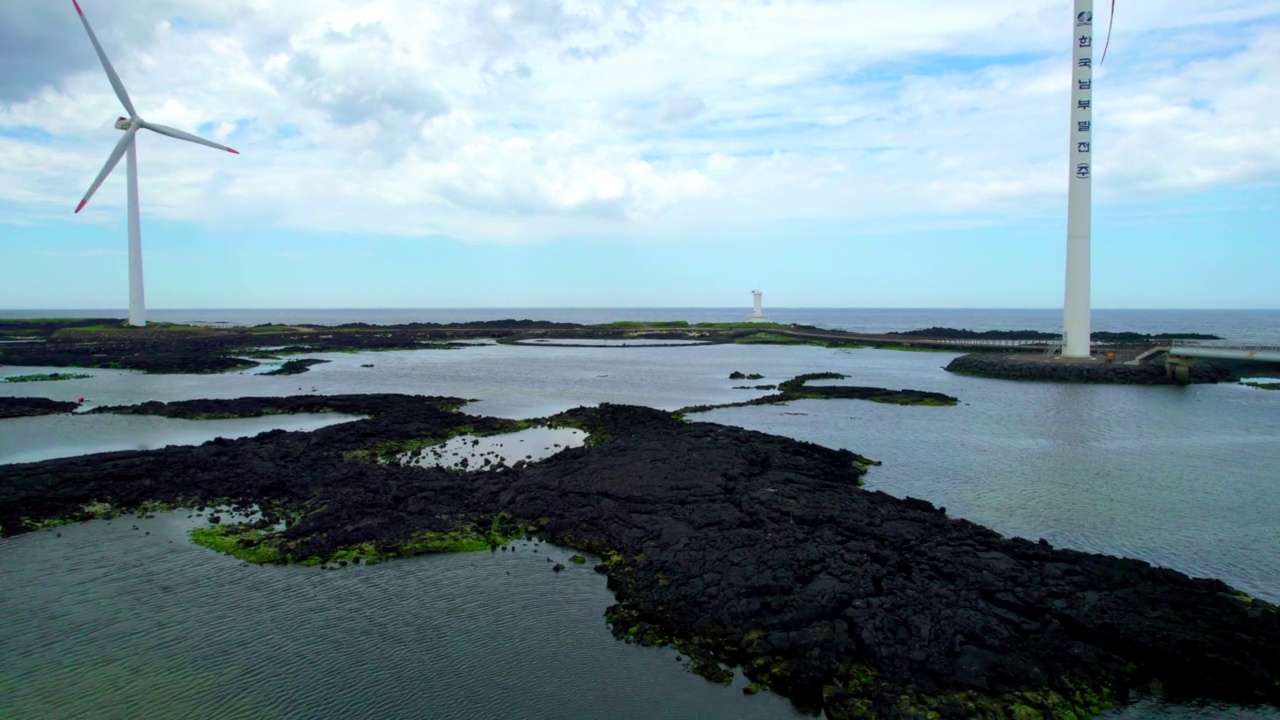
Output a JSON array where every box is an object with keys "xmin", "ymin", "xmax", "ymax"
[{"xmin": 74, "ymin": 0, "xmax": 239, "ymax": 217}]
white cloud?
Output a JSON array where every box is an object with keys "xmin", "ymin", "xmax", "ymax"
[
  {"xmin": 661, "ymin": 96, "xmax": 705, "ymax": 123},
  {"xmin": 0, "ymin": 0, "xmax": 1277, "ymax": 241}
]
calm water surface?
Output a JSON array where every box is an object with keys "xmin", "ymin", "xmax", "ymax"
[
  {"xmin": 0, "ymin": 411, "xmax": 360, "ymax": 465},
  {"xmin": 1, "ymin": 336, "xmax": 1278, "ymax": 719},
  {"xmin": 0, "ymin": 513, "xmax": 799, "ymax": 720}
]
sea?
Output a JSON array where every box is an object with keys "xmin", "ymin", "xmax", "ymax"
[{"xmin": 1, "ymin": 308, "xmax": 1278, "ymax": 720}]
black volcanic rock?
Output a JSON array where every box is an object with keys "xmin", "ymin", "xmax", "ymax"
[
  {"xmin": 1092, "ymin": 331, "xmax": 1222, "ymax": 342},
  {"xmin": 681, "ymin": 372, "xmax": 957, "ymax": 413},
  {"xmin": 0, "ymin": 397, "xmax": 79, "ymax": 419},
  {"xmin": 1, "ymin": 396, "xmax": 1276, "ymax": 718},
  {"xmin": 894, "ymin": 328, "xmax": 1222, "ymax": 343},
  {"xmin": 262, "ymin": 358, "xmax": 330, "ymax": 376},
  {"xmin": 946, "ymin": 354, "xmax": 1237, "ymax": 385},
  {"xmin": 88, "ymin": 393, "xmax": 466, "ymax": 419},
  {"xmin": 893, "ymin": 327, "xmax": 1059, "ymax": 340}
]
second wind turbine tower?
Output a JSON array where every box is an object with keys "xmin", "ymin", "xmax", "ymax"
[{"xmin": 1062, "ymin": 0, "xmax": 1096, "ymax": 358}]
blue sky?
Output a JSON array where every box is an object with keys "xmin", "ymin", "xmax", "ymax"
[{"xmin": 1, "ymin": 0, "xmax": 1278, "ymax": 310}]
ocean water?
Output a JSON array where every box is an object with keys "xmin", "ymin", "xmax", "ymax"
[{"xmin": 1, "ymin": 313, "xmax": 1278, "ymax": 719}]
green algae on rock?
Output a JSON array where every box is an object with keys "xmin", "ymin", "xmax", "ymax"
[
  {"xmin": 191, "ymin": 515, "xmax": 528, "ymax": 567},
  {"xmin": 1, "ymin": 372, "xmax": 93, "ymax": 383}
]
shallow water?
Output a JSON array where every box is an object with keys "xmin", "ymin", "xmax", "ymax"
[
  {"xmin": 0, "ymin": 412, "xmax": 361, "ymax": 465},
  {"xmin": 1, "ymin": 344, "xmax": 813, "ymax": 418},
  {"xmin": 701, "ymin": 349, "xmax": 1280, "ymax": 605},
  {"xmin": 1, "ymin": 340, "xmax": 1278, "ymax": 719},
  {"xmin": 0, "ymin": 513, "xmax": 802, "ymax": 720},
  {"xmin": 514, "ymin": 338, "xmax": 712, "ymax": 346},
  {"xmin": 399, "ymin": 426, "xmax": 587, "ymax": 471}
]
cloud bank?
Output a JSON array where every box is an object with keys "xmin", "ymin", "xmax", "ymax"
[{"xmin": 1, "ymin": 0, "xmax": 1277, "ymax": 242}]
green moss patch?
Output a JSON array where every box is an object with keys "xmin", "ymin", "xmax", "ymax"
[
  {"xmin": 594, "ymin": 320, "xmax": 692, "ymax": 329},
  {"xmin": 818, "ymin": 668, "xmax": 1118, "ymax": 720},
  {"xmin": 603, "ymin": 603, "xmax": 734, "ymax": 685},
  {"xmin": 15, "ymin": 499, "xmax": 186, "ymax": 534},
  {"xmin": 191, "ymin": 525, "xmax": 283, "ymax": 564},
  {"xmin": 2, "ymin": 372, "xmax": 93, "ymax": 383},
  {"xmin": 190, "ymin": 513, "xmax": 530, "ymax": 568},
  {"xmin": 731, "ymin": 332, "xmax": 864, "ymax": 348}
]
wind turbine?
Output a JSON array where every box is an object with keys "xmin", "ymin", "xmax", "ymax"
[{"xmin": 71, "ymin": 0, "xmax": 238, "ymax": 327}]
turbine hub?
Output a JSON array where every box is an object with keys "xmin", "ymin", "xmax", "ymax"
[{"xmin": 114, "ymin": 117, "xmax": 131, "ymax": 130}]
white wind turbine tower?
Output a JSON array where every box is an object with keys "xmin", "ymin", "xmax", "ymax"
[{"xmin": 71, "ymin": 0, "xmax": 239, "ymax": 327}]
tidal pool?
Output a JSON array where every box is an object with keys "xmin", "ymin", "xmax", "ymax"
[{"xmin": 397, "ymin": 426, "xmax": 587, "ymax": 471}]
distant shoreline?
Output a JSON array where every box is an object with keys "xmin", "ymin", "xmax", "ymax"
[
  {"xmin": 0, "ymin": 317, "xmax": 1232, "ymax": 377},
  {"xmin": 1, "ymin": 306, "xmax": 1272, "ymax": 333}
]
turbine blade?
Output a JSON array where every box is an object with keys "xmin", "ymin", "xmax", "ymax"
[
  {"xmin": 1100, "ymin": 0, "xmax": 1117, "ymax": 66},
  {"xmin": 76, "ymin": 126, "xmax": 137, "ymax": 213},
  {"xmin": 73, "ymin": 0, "xmax": 137, "ymax": 118},
  {"xmin": 141, "ymin": 121, "xmax": 239, "ymax": 154}
]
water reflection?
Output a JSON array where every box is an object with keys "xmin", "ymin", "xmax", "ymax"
[
  {"xmin": 0, "ymin": 512, "xmax": 805, "ymax": 720},
  {"xmin": 0, "ymin": 412, "xmax": 361, "ymax": 465}
]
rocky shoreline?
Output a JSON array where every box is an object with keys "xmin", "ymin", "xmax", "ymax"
[
  {"xmin": 3, "ymin": 394, "xmax": 1277, "ymax": 719},
  {"xmin": 892, "ymin": 327, "xmax": 1222, "ymax": 343},
  {"xmin": 946, "ymin": 354, "xmax": 1238, "ymax": 385}
]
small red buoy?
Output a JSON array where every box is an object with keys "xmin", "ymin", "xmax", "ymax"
[{"xmin": 78, "ymin": 397, "xmax": 85, "ymax": 404}]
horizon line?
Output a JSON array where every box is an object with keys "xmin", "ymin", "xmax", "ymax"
[{"xmin": 3, "ymin": 307, "xmax": 1278, "ymax": 313}]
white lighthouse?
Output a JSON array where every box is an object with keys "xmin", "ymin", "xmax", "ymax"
[
  {"xmin": 747, "ymin": 290, "xmax": 767, "ymax": 322},
  {"xmin": 1062, "ymin": 0, "xmax": 1094, "ymax": 358}
]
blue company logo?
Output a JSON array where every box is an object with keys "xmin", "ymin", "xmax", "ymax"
[{"xmin": 1077, "ymin": 11, "xmax": 1093, "ymax": 25}]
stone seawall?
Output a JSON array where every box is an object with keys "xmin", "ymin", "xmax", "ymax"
[{"xmin": 945, "ymin": 353, "xmax": 1237, "ymax": 385}]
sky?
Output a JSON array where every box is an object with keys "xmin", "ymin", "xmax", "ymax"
[{"xmin": 1, "ymin": 0, "xmax": 1277, "ymax": 310}]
